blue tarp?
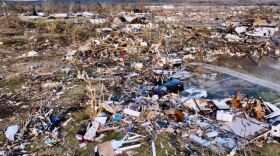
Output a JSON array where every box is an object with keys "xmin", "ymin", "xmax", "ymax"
[{"xmin": 163, "ymin": 79, "xmax": 182, "ymax": 89}]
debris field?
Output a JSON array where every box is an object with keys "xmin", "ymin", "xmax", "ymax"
[{"xmin": 1, "ymin": 2, "xmax": 280, "ymax": 156}]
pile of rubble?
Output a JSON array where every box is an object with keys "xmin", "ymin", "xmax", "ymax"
[
  {"xmin": 1, "ymin": 54, "xmax": 280, "ymax": 155},
  {"xmin": 1, "ymin": 4, "xmax": 280, "ymax": 156}
]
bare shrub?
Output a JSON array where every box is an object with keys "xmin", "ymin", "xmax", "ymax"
[
  {"xmin": 3, "ymin": 15, "xmax": 27, "ymax": 28},
  {"xmin": 48, "ymin": 20, "xmax": 70, "ymax": 34},
  {"xmin": 71, "ymin": 28, "xmax": 89, "ymax": 41}
]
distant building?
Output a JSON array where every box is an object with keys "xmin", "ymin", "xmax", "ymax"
[
  {"xmin": 145, "ymin": 5, "xmax": 175, "ymax": 11},
  {"xmin": 235, "ymin": 21, "xmax": 279, "ymax": 38}
]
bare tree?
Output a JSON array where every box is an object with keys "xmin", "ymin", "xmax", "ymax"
[
  {"xmin": 1, "ymin": 2, "xmax": 8, "ymax": 16},
  {"xmin": 42, "ymin": 0, "xmax": 56, "ymax": 14}
]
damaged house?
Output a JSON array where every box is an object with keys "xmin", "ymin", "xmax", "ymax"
[
  {"xmin": 235, "ymin": 18, "xmax": 279, "ymax": 37},
  {"xmin": 235, "ymin": 25, "xmax": 279, "ymax": 37},
  {"xmin": 118, "ymin": 15, "xmax": 153, "ymax": 32},
  {"xmin": 247, "ymin": 26, "xmax": 279, "ymax": 37}
]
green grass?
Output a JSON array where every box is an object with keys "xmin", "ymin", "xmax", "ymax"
[
  {"xmin": 253, "ymin": 91, "xmax": 280, "ymax": 103},
  {"xmin": 72, "ymin": 28, "xmax": 89, "ymax": 41},
  {"xmin": 0, "ymin": 79, "xmax": 25, "ymax": 90},
  {"xmin": 103, "ymin": 132, "xmax": 124, "ymax": 142},
  {"xmin": 61, "ymin": 85, "xmax": 87, "ymax": 100},
  {"xmin": 259, "ymin": 143, "xmax": 280, "ymax": 156},
  {"xmin": 197, "ymin": 28, "xmax": 215, "ymax": 36},
  {"xmin": 0, "ymin": 134, "xmax": 6, "ymax": 143},
  {"xmin": 0, "ymin": 35, "xmax": 28, "ymax": 48},
  {"xmin": 71, "ymin": 112, "xmax": 90, "ymax": 122},
  {"xmin": 74, "ymin": 142, "xmax": 96, "ymax": 156}
]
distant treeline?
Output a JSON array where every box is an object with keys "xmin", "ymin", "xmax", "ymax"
[
  {"xmin": 0, "ymin": 1, "xmax": 148, "ymax": 14},
  {"xmin": 1, "ymin": 0, "xmax": 279, "ymax": 14},
  {"xmin": 2, "ymin": 0, "xmax": 280, "ymax": 5},
  {"xmin": 187, "ymin": 0, "xmax": 280, "ymax": 6}
]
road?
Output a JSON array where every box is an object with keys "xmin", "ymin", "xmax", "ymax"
[{"xmin": 190, "ymin": 63, "xmax": 280, "ymax": 92}]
